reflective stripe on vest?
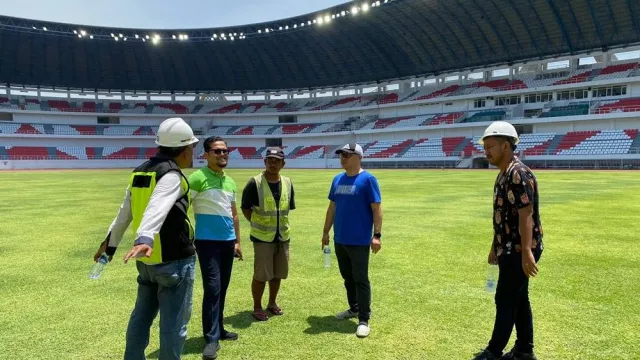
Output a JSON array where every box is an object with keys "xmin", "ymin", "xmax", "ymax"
[
  {"xmin": 129, "ymin": 168, "xmax": 192, "ymax": 265},
  {"xmin": 249, "ymin": 174, "xmax": 291, "ymax": 242}
]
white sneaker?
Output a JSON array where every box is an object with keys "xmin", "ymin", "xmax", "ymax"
[
  {"xmin": 335, "ymin": 309, "xmax": 358, "ymax": 320},
  {"xmin": 356, "ymin": 323, "xmax": 370, "ymax": 338}
]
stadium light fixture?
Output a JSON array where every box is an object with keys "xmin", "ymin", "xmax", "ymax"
[
  {"xmin": 213, "ymin": 34, "xmax": 218, "ymax": 38},
  {"xmin": 362, "ymin": 3, "xmax": 370, "ymax": 11},
  {"xmin": 80, "ymin": 30, "xmax": 87, "ymax": 36},
  {"xmin": 332, "ymin": 14, "xmax": 336, "ymax": 19},
  {"xmin": 351, "ymin": 6, "xmax": 359, "ymax": 14},
  {"xmin": 173, "ymin": 35, "xmax": 177, "ymax": 39},
  {"xmin": 42, "ymin": 27, "xmax": 47, "ymax": 31},
  {"xmin": 279, "ymin": 26, "xmax": 283, "ymax": 30},
  {"xmin": 285, "ymin": 26, "xmax": 288, "ymax": 30},
  {"xmin": 341, "ymin": 10, "xmax": 346, "ymax": 16},
  {"xmin": 114, "ymin": 37, "xmax": 118, "ymax": 41},
  {"xmin": 77, "ymin": 34, "xmax": 82, "ymax": 38},
  {"xmin": 324, "ymin": 15, "xmax": 331, "ymax": 23},
  {"xmin": 32, "ymin": 26, "xmax": 36, "ymax": 30},
  {"xmin": 110, "ymin": 33, "xmax": 114, "ymax": 37},
  {"xmin": 308, "ymin": 20, "xmax": 312, "ymax": 25},
  {"xmin": 135, "ymin": 34, "xmax": 139, "ymax": 38},
  {"xmin": 240, "ymin": 32, "xmax": 244, "ymax": 36},
  {"xmin": 119, "ymin": 33, "xmax": 123, "ymax": 38},
  {"xmin": 265, "ymin": 28, "xmax": 269, "ymax": 33},
  {"xmin": 317, "ymin": 17, "xmax": 323, "ymax": 25},
  {"xmin": 376, "ymin": 1, "xmax": 381, "ymax": 5},
  {"xmin": 258, "ymin": 30, "xmax": 262, "ymax": 33},
  {"xmin": 142, "ymin": 38, "xmax": 146, "ymax": 42},
  {"xmin": 89, "ymin": 35, "xmax": 93, "ymax": 39},
  {"xmin": 74, "ymin": 30, "xmax": 78, "ymax": 34},
  {"xmin": 124, "ymin": 37, "xmax": 127, "ymax": 41},
  {"xmin": 293, "ymin": 24, "xmax": 297, "ymax": 29}
]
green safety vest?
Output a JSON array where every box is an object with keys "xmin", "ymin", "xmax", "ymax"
[
  {"xmin": 249, "ymin": 174, "xmax": 292, "ymax": 242},
  {"xmin": 129, "ymin": 156, "xmax": 195, "ymax": 265}
]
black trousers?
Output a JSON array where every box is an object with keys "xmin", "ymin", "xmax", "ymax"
[
  {"xmin": 487, "ymin": 251, "xmax": 541, "ymax": 356},
  {"xmin": 335, "ymin": 243, "xmax": 371, "ymax": 323},
  {"xmin": 194, "ymin": 240, "xmax": 235, "ymax": 345}
]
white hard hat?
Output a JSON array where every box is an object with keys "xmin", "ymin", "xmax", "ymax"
[
  {"xmin": 155, "ymin": 117, "xmax": 199, "ymax": 148},
  {"xmin": 479, "ymin": 121, "xmax": 519, "ymax": 145}
]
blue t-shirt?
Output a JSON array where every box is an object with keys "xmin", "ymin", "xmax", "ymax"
[{"xmin": 328, "ymin": 171, "xmax": 382, "ymax": 246}]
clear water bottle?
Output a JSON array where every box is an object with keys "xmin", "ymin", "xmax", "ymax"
[
  {"xmin": 89, "ymin": 253, "xmax": 109, "ymax": 280},
  {"xmin": 323, "ymin": 246, "xmax": 331, "ymax": 268},
  {"xmin": 485, "ymin": 264, "xmax": 498, "ymax": 293}
]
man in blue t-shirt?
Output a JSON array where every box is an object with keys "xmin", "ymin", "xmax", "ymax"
[{"xmin": 322, "ymin": 143, "xmax": 383, "ymax": 339}]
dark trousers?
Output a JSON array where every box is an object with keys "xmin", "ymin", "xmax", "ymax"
[
  {"xmin": 487, "ymin": 252, "xmax": 541, "ymax": 356},
  {"xmin": 335, "ymin": 243, "xmax": 371, "ymax": 323},
  {"xmin": 194, "ymin": 240, "xmax": 235, "ymax": 345}
]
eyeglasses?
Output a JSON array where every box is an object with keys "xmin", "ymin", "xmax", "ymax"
[{"xmin": 208, "ymin": 149, "xmax": 228, "ymax": 155}]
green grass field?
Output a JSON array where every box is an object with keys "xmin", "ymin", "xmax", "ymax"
[{"xmin": 1, "ymin": 168, "xmax": 639, "ymax": 360}]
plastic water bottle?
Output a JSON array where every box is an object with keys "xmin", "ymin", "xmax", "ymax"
[
  {"xmin": 323, "ymin": 246, "xmax": 331, "ymax": 268},
  {"xmin": 89, "ymin": 253, "xmax": 109, "ymax": 280},
  {"xmin": 485, "ymin": 264, "xmax": 498, "ymax": 293}
]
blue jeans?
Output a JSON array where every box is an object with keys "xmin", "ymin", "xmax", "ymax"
[{"xmin": 124, "ymin": 255, "xmax": 196, "ymax": 360}]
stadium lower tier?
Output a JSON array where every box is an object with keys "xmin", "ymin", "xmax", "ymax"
[
  {"xmin": 3, "ymin": 96, "xmax": 640, "ymax": 137},
  {"xmin": 3, "ymin": 129, "xmax": 638, "ymax": 160}
]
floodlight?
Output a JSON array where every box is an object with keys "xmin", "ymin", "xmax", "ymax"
[
  {"xmin": 363, "ymin": 3, "xmax": 370, "ymax": 11},
  {"xmin": 351, "ymin": 6, "xmax": 359, "ymax": 14}
]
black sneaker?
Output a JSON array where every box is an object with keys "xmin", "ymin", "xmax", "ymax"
[
  {"xmin": 221, "ymin": 330, "xmax": 238, "ymax": 341},
  {"xmin": 202, "ymin": 342, "xmax": 218, "ymax": 360},
  {"xmin": 501, "ymin": 348, "xmax": 537, "ymax": 360},
  {"xmin": 473, "ymin": 349, "xmax": 500, "ymax": 360}
]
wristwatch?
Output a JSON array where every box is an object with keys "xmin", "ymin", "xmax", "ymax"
[{"xmin": 373, "ymin": 233, "xmax": 382, "ymax": 239}]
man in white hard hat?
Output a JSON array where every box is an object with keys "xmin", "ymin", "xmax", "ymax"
[
  {"xmin": 473, "ymin": 121, "xmax": 543, "ymax": 360},
  {"xmin": 322, "ymin": 143, "xmax": 382, "ymax": 339},
  {"xmin": 93, "ymin": 117, "xmax": 200, "ymax": 360}
]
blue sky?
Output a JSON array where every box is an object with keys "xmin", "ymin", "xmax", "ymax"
[{"xmin": 0, "ymin": 0, "xmax": 349, "ymax": 29}]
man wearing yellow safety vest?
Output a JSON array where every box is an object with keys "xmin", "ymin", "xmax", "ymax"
[
  {"xmin": 92, "ymin": 117, "xmax": 199, "ymax": 360},
  {"xmin": 241, "ymin": 147, "xmax": 296, "ymax": 322}
]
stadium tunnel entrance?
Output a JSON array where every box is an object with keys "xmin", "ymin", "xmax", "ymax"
[{"xmin": 472, "ymin": 157, "xmax": 489, "ymax": 169}]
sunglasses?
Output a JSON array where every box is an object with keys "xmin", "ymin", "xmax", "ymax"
[{"xmin": 208, "ymin": 149, "xmax": 228, "ymax": 155}]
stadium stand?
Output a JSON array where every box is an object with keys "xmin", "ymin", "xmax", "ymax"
[{"xmin": 1, "ymin": 1, "xmax": 640, "ymax": 170}]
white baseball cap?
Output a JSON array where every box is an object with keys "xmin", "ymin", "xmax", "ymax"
[{"xmin": 335, "ymin": 143, "xmax": 364, "ymax": 156}]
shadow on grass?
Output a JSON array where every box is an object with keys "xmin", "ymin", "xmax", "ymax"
[
  {"xmin": 303, "ymin": 315, "xmax": 355, "ymax": 335},
  {"xmin": 225, "ymin": 310, "xmax": 257, "ymax": 329},
  {"xmin": 147, "ymin": 337, "xmax": 205, "ymax": 359}
]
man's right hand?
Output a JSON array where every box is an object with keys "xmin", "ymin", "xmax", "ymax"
[
  {"xmin": 94, "ymin": 241, "xmax": 113, "ymax": 263},
  {"xmin": 488, "ymin": 248, "xmax": 497, "ymax": 265},
  {"xmin": 321, "ymin": 233, "xmax": 330, "ymax": 249}
]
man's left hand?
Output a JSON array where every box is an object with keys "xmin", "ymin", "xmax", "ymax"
[
  {"xmin": 124, "ymin": 244, "xmax": 153, "ymax": 263},
  {"xmin": 522, "ymin": 249, "xmax": 538, "ymax": 278},
  {"xmin": 371, "ymin": 237, "xmax": 381, "ymax": 254},
  {"xmin": 235, "ymin": 242, "xmax": 244, "ymax": 261}
]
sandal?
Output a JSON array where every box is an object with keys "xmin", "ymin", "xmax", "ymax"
[
  {"xmin": 252, "ymin": 310, "xmax": 268, "ymax": 321},
  {"xmin": 267, "ymin": 306, "xmax": 283, "ymax": 316}
]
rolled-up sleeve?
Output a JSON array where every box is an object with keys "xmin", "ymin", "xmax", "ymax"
[{"xmin": 134, "ymin": 172, "xmax": 183, "ymax": 247}]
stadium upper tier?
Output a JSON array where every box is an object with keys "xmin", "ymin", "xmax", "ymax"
[
  {"xmin": 0, "ymin": 0, "xmax": 639, "ymax": 91},
  {"xmin": 1, "ymin": 61, "xmax": 638, "ymax": 114},
  {"xmin": 3, "ymin": 96, "xmax": 640, "ymax": 137}
]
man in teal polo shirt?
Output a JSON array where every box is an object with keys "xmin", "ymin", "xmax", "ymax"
[{"xmin": 189, "ymin": 136, "xmax": 242, "ymax": 360}]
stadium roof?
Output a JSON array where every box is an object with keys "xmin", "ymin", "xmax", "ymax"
[{"xmin": 0, "ymin": 0, "xmax": 639, "ymax": 93}]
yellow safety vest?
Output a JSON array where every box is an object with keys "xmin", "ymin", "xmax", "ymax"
[
  {"xmin": 250, "ymin": 174, "xmax": 291, "ymax": 242},
  {"xmin": 129, "ymin": 156, "xmax": 194, "ymax": 265}
]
